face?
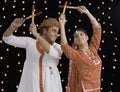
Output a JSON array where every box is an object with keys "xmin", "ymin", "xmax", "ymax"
[
  {"xmin": 44, "ymin": 26, "xmax": 59, "ymax": 44},
  {"xmin": 73, "ymin": 31, "xmax": 88, "ymax": 46}
]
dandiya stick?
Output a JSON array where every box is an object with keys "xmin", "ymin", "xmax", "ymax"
[
  {"xmin": 59, "ymin": 5, "xmax": 78, "ymax": 9},
  {"xmin": 32, "ymin": 4, "xmax": 35, "ymax": 24},
  {"xmin": 24, "ymin": 11, "xmax": 42, "ymax": 20},
  {"xmin": 62, "ymin": 1, "xmax": 67, "ymax": 14}
]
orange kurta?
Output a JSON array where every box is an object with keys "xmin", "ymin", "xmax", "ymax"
[{"xmin": 62, "ymin": 25, "xmax": 102, "ymax": 92}]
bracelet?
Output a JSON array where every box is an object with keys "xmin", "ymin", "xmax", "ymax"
[{"xmin": 36, "ymin": 33, "xmax": 39, "ymax": 40}]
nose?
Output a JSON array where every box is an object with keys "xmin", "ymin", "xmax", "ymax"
[{"xmin": 55, "ymin": 33, "xmax": 59, "ymax": 37}]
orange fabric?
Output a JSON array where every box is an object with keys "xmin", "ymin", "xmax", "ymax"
[
  {"xmin": 36, "ymin": 41, "xmax": 44, "ymax": 92},
  {"xmin": 62, "ymin": 25, "xmax": 102, "ymax": 92}
]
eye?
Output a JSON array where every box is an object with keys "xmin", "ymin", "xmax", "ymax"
[{"xmin": 80, "ymin": 33, "xmax": 83, "ymax": 36}]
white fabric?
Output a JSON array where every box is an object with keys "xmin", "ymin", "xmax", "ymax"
[{"xmin": 2, "ymin": 35, "xmax": 63, "ymax": 92}]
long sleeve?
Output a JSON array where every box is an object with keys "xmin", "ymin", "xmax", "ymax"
[
  {"xmin": 89, "ymin": 24, "xmax": 102, "ymax": 52},
  {"xmin": 61, "ymin": 43, "xmax": 82, "ymax": 62}
]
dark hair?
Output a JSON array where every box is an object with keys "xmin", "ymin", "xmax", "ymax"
[{"xmin": 73, "ymin": 28, "xmax": 88, "ymax": 36}]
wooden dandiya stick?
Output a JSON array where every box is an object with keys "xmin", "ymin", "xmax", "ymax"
[
  {"xmin": 24, "ymin": 11, "xmax": 42, "ymax": 20},
  {"xmin": 62, "ymin": 1, "xmax": 67, "ymax": 14},
  {"xmin": 32, "ymin": 4, "xmax": 35, "ymax": 23},
  {"xmin": 59, "ymin": 5, "xmax": 78, "ymax": 9}
]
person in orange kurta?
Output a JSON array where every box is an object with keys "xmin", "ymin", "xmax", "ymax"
[{"xmin": 59, "ymin": 6, "xmax": 102, "ymax": 92}]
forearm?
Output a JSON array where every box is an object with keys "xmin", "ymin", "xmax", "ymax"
[
  {"xmin": 35, "ymin": 34, "xmax": 50, "ymax": 53},
  {"xmin": 60, "ymin": 23, "xmax": 68, "ymax": 45},
  {"xmin": 3, "ymin": 25, "xmax": 17, "ymax": 37},
  {"xmin": 86, "ymin": 11, "xmax": 100, "ymax": 27}
]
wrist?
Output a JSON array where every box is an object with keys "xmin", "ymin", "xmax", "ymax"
[{"xmin": 35, "ymin": 33, "xmax": 39, "ymax": 40}]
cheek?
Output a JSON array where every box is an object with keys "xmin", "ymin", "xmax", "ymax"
[{"xmin": 74, "ymin": 39, "xmax": 78, "ymax": 44}]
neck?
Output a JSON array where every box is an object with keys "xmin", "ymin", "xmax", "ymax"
[
  {"xmin": 42, "ymin": 35, "xmax": 53, "ymax": 45},
  {"xmin": 78, "ymin": 44, "xmax": 89, "ymax": 52}
]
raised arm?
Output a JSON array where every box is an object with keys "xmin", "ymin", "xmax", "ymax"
[
  {"xmin": 59, "ymin": 13, "xmax": 68, "ymax": 45},
  {"xmin": 77, "ymin": 6, "xmax": 100, "ymax": 27},
  {"xmin": 77, "ymin": 6, "xmax": 102, "ymax": 51},
  {"xmin": 29, "ymin": 23, "xmax": 50, "ymax": 53},
  {"xmin": 3, "ymin": 18, "xmax": 25, "ymax": 37}
]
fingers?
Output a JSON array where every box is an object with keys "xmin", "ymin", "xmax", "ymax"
[
  {"xmin": 77, "ymin": 6, "xmax": 87, "ymax": 14},
  {"xmin": 59, "ymin": 13, "xmax": 67, "ymax": 23}
]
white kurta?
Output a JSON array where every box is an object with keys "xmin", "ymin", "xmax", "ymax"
[{"xmin": 2, "ymin": 35, "xmax": 63, "ymax": 92}]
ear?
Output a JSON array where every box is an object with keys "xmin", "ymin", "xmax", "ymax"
[{"xmin": 43, "ymin": 28, "xmax": 47, "ymax": 34}]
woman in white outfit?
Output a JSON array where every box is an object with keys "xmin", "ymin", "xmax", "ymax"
[{"xmin": 2, "ymin": 17, "xmax": 63, "ymax": 92}]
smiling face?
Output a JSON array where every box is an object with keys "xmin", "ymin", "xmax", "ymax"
[
  {"xmin": 43, "ymin": 26, "xmax": 59, "ymax": 44},
  {"xmin": 73, "ymin": 30, "xmax": 88, "ymax": 46}
]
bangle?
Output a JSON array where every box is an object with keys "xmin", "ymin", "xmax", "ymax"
[{"xmin": 36, "ymin": 33, "xmax": 39, "ymax": 40}]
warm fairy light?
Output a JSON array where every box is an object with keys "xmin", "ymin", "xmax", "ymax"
[
  {"xmin": 45, "ymin": 7, "xmax": 48, "ymax": 10},
  {"xmin": 4, "ymin": 73, "xmax": 7, "ymax": 77},
  {"xmin": 1, "ymin": 81, "xmax": 4, "ymax": 84},
  {"xmin": 103, "ymin": 21, "xmax": 105, "ymax": 24},
  {"xmin": 88, "ymin": 3, "xmax": 92, "ymax": 6},
  {"xmin": 6, "ymin": 48, "xmax": 9, "ymax": 51},
  {"xmin": 6, "ymin": 65, "xmax": 10, "ymax": 68},
  {"xmin": 17, "ymin": 53, "xmax": 20, "ymax": 57},
  {"xmin": 44, "ymin": 1, "xmax": 47, "ymax": 3},
  {"xmin": 59, "ymin": 56, "xmax": 61, "ymax": 60},
  {"xmin": 45, "ymin": 15, "xmax": 48, "ymax": 18},
  {"xmin": 12, "ymin": 5, "xmax": 16, "ymax": 8},
  {"xmin": 112, "ymin": 53, "xmax": 115, "ymax": 56},
  {"xmin": 0, "ymin": 25, "xmax": 2, "ymax": 28},
  {"xmin": 113, "ymin": 59, "xmax": 117, "ymax": 62},
  {"xmin": 58, "ymin": 1, "xmax": 62, "ymax": 4},
  {"xmin": 22, "ymin": 8, "xmax": 25, "ymax": 11},
  {"xmin": 16, "ymin": 85, "xmax": 19, "ymax": 88},
  {"xmin": 1, "ymin": 89, "xmax": 4, "ymax": 92},
  {"xmin": 113, "ymin": 66, "xmax": 116, "ymax": 69},
  {"xmin": 14, "ymin": 0, "xmax": 16, "ymax": 2},
  {"xmin": 60, "ymin": 64, "xmax": 62, "ymax": 67},
  {"xmin": 111, "ymin": 0, "xmax": 114, "ymax": 2},
  {"xmin": 101, "ymin": 39, "xmax": 104, "ymax": 43},
  {"xmin": 22, "ymin": 1, "xmax": 25, "ymax": 4},
  {"xmin": 2, "ymin": 7, "xmax": 5, "ymax": 10},
  {"xmin": 0, "ymin": 57, "xmax": 3, "ymax": 60},
  {"xmin": 69, "ymin": 11, "xmax": 71, "ymax": 13},
  {"xmin": 23, "ymin": 31, "xmax": 26, "ymax": 34},
  {"xmin": 69, "ymin": 2, "xmax": 72, "ymax": 5},
  {"xmin": 110, "ymin": 31, "xmax": 113, "ymax": 34},
  {"xmin": 13, "ymin": 13, "xmax": 17, "ymax": 16},
  {"xmin": 78, "ymin": 19, "xmax": 81, "ymax": 22},
  {"xmin": 18, "ymin": 62, "xmax": 21, "ymax": 65},
  {"xmin": 102, "ymin": 55, "xmax": 105, "ymax": 58},
  {"xmin": 69, "ymin": 38, "xmax": 71, "ymax": 41},
  {"xmin": 102, "ymin": 2, "xmax": 105, "ymax": 5},
  {"xmin": 19, "ymin": 70, "xmax": 22, "ymax": 72},
  {"xmin": 97, "ymin": 7, "xmax": 100, "ymax": 9},
  {"xmin": 110, "ymin": 23, "xmax": 112, "ymax": 26},
  {"xmin": 68, "ymin": 29, "xmax": 71, "ymax": 32},
  {"xmin": 103, "ymin": 30, "xmax": 106, "ymax": 33},
  {"xmin": 74, "ymin": 25, "xmax": 77, "ymax": 28},
  {"xmin": 102, "ymin": 67, "xmax": 104, "ymax": 70},
  {"xmin": 4, "ymin": 0, "xmax": 7, "ymax": 3},
  {"xmin": 108, "ymin": 16, "xmax": 111, "ymax": 19},
  {"xmin": 3, "ymin": 16, "xmax": 6, "ymax": 19}
]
